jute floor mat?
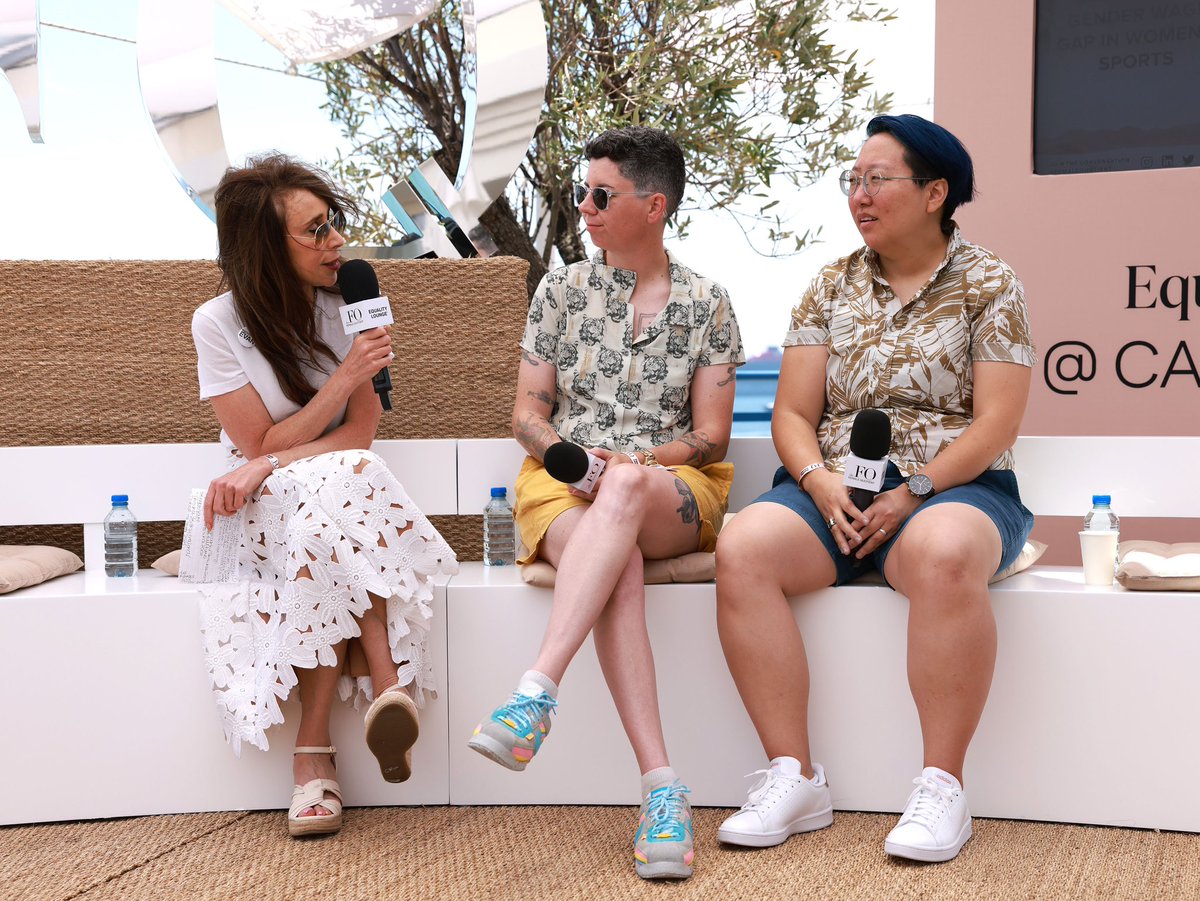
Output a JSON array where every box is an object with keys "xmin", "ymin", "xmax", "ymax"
[{"xmin": 3, "ymin": 806, "xmax": 1198, "ymax": 901}]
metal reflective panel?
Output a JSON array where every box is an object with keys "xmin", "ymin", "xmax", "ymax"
[
  {"xmin": 217, "ymin": 0, "xmax": 440, "ymax": 65},
  {"xmin": 136, "ymin": 0, "xmax": 228, "ymax": 218},
  {"xmin": 382, "ymin": 0, "xmax": 546, "ymax": 258},
  {"xmin": 0, "ymin": 0, "xmax": 42, "ymax": 143}
]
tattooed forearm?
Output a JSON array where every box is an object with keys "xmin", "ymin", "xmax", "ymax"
[
  {"xmin": 716, "ymin": 365, "xmax": 736, "ymax": 388},
  {"xmin": 678, "ymin": 431, "xmax": 717, "ymax": 467},
  {"xmin": 514, "ymin": 411, "xmax": 560, "ymax": 459},
  {"xmin": 674, "ymin": 478, "xmax": 701, "ymax": 534}
]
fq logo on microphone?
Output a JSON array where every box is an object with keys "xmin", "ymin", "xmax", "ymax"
[
  {"xmin": 842, "ymin": 453, "xmax": 886, "ymax": 492},
  {"xmin": 340, "ymin": 297, "xmax": 395, "ymax": 335}
]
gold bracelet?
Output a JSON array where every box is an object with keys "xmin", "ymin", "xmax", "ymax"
[{"xmin": 642, "ymin": 449, "xmax": 660, "ymax": 468}]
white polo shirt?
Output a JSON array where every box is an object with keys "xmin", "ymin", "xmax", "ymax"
[{"xmin": 192, "ymin": 289, "xmax": 354, "ymax": 452}]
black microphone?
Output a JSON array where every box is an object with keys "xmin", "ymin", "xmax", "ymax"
[
  {"xmin": 543, "ymin": 441, "xmax": 606, "ymax": 493},
  {"xmin": 336, "ymin": 258, "xmax": 393, "ymax": 412},
  {"xmin": 843, "ymin": 409, "xmax": 890, "ymax": 511}
]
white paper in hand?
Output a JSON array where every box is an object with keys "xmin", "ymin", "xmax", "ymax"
[{"xmin": 179, "ymin": 488, "xmax": 244, "ymax": 583}]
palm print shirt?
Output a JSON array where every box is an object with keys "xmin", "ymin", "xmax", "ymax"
[
  {"xmin": 784, "ymin": 227, "xmax": 1035, "ymax": 476},
  {"xmin": 521, "ymin": 249, "xmax": 745, "ymax": 452}
]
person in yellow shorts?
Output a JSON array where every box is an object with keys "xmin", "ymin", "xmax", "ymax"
[{"xmin": 467, "ymin": 126, "xmax": 744, "ymax": 880}]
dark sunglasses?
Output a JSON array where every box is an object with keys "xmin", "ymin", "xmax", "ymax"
[{"xmin": 571, "ymin": 183, "xmax": 654, "ymax": 211}]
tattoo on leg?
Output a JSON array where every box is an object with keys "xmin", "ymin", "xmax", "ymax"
[{"xmin": 674, "ymin": 478, "xmax": 700, "ymax": 533}]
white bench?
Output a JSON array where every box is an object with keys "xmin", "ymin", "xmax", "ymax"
[
  {"xmin": 0, "ymin": 440, "xmax": 458, "ymax": 825},
  {"xmin": 446, "ymin": 436, "xmax": 1200, "ymax": 833},
  {"xmin": 4, "ymin": 436, "xmax": 1199, "ymax": 831}
]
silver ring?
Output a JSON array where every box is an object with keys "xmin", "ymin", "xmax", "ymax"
[
  {"xmin": 878, "ymin": 528, "xmax": 887, "ymax": 537},
  {"xmin": 827, "ymin": 517, "xmax": 837, "ymax": 530}
]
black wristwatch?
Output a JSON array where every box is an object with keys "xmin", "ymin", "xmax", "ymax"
[{"xmin": 906, "ymin": 473, "xmax": 934, "ymax": 501}]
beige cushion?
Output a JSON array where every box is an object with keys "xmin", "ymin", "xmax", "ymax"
[
  {"xmin": 520, "ymin": 552, "xmax": 716, "ymax": 588},
  {"xmin": 990, "ymin": 539, "xmax": 1048, "ymax": 584},
  {"xmin": 1116, "ymin": 541, "xmax": 1200, "ymax": 591},
  {"xmin": 518, "ymin": 539, "xmax": 1046, "ymax": 589},
  {"xmin": 0, "ymin": 545, "xmax": 84, "ymax": 594},
  {"xmin": 153, "ymin": 549, "xmax": 183, "ymax": 576}
]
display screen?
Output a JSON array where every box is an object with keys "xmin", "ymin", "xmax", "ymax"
[{"xmin": 1034, "ymin": 0, "xmax": 1200, "ymax": 174}]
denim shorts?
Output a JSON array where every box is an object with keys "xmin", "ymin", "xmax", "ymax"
[{"xmin": 753, "ymin": 462, "xmax": 1034, "ymax": 587}]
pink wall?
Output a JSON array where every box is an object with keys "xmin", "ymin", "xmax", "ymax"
[
  {"xmin": 935, "ymin": 0, "xmax": 1200, "ymax": 438},
  {"xmin": 934, "ymin": 1, "xmax": 1199, "ymax": 560}
]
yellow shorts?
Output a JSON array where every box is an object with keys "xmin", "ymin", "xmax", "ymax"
[{"xmin": 513, "ymin": 455, "xmax": 734, "ymax": 564}]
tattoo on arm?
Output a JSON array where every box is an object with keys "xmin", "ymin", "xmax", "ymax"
[
  {"xmin": 514, "ymin": 411, "xmax": 559, "ymax": 459},
  {"xmin": 526, "ymin": 388, "xmax": 555, "ymax": 407},
  {"xmin": 520, "ymin": 349, "xmax": 541, "ymax": 367},
  {"xmin": 674, "ymin": 478, "xmax": 701, "ymax": 534},
  {"xmin": 716, "ymin": 365, "xmax": 736, "ymax": 388},
  {"xmin": 678, "ymin": 431, "xmax": 717, "ymax": 467}
]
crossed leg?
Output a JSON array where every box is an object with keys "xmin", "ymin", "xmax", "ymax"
[{"xmin": 534, "ymin": 464, "xmax": 707, "ymax": 770}]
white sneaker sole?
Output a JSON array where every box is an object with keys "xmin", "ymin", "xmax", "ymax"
[
  {"xmin": 467, "ymin": 732, "xmax": 528, "ymax": 771},
  {"xmin": 884, "ymin": 819, "xmax": 972, "ymax": 863},
  {"xmin": 717, "ymin": 806, "xmax": 834, "ymax": 848},
  {"xmin": 635, "ymin": 859, "xmax": 693, "ymax": 880}
]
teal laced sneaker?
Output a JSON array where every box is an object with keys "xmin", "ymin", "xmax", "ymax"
[
  {"xmin": 633, "ymin": 781, "xmax": 694, "ymax": 880},
  {"xmin": 467, "ymin": 691, "xmax": 557, "ymax": 771}
]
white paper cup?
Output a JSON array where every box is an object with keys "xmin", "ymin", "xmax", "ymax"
[{"xmin": 1079, "ymin": 530, "xmax": 1119, "ymax": 586}]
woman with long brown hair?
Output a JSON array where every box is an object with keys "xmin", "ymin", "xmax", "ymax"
[{"xmin": 191, "ymin": 152, "xmax": 456, "ymax": 836}]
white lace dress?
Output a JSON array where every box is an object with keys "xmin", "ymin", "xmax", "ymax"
[{"xmin": 198, "ymin": 448, "xmax": 458, "ymax": 754}]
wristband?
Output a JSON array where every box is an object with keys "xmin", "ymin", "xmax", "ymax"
[
  {"xmin": 795, "ymin": 461, "xmax": 825, "ymax": 487},
  {"xmin": 625, "ymin": 451, "xmax": 641, "ymax": 465},
  {"xmin": 264, "ymin": 453, "xmax": 281, "ymax": 470}
]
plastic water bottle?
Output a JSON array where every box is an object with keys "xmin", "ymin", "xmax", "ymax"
[
  {"xmin": 483, "ymin": 487, "xmax": 516, "ymax": 566},
  {"xmin": 104, "ymin": 494, "xmax": 138, "ymax": 577},
  {"xmin": 1083, "ymin": 495, "xmax": 1120, "ymax": 533}
]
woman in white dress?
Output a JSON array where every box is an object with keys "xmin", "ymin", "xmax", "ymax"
[{"xmin": 191, "ymin": 152, "xmax": 457, "ymax": 837}]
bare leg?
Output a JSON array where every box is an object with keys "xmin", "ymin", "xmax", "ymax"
[
  {"xmin": 884, "ymin": 503, "xmax": 1002, "ymax": 784},
  {"xmin": 590, "ymin": 551, "xmax": 670, "ymax": 773},
  {"xmin": 358, "ymin": 590, "xmax": 399, "ymax": 694},
  {"xmin": 532, "ymin": 465, "xmax": 705, "ymax": 684},
  {"xmin": 525, "ymin": 466, "xmax": 703, "ymax": 775},
  {"xmin": 293, "ymin": 629, "xmax": 345, "ymax": 818},
  {"xmin": 715, "ymin": 503, "xmax": 836, "ymax": 779}
]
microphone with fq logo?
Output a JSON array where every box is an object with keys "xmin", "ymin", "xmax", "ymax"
[
  {"xmin": 336, "ymin": 258, "xmax": 395, "ymax": 412},
  {"xmin": 842, "ymin": 409, "xmax": 891, "ymax": 511}
]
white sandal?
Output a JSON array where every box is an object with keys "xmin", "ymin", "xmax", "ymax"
[
  {"xmin": 288, "ymin": 746, "xmax": 343, "ymax": 837},
  {"xmin": 364, "ymin": 684, "xmax": 420, "ymax": 783}
]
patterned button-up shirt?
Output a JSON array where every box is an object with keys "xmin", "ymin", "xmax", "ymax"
[
  {"xmin": 785, "ymin": 227, "xmax": 1035, "ymax": 475},
  {"xmin": 521, "ymin": 250, "xmax": 745, "ymax": 452}
]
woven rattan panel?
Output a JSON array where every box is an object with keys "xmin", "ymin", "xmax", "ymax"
[{"xmin": 2, "ymin": 258, "xmax": 528, "ymax": 558}]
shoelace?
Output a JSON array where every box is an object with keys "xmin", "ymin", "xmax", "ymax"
[
  {"xmin": 740, "ymin": 768, "xmax": 804, "ymax": 811},
  {"xmin": 498, "ymin": 691, "xmax": 557, "ymax": 731},
  {"xmin": 903, "ymin": 776, "xmax": 955, "ymax": 828},
  {"xmin": 645, "ymin": 781, "xmax": 692, "ymax": 830}
]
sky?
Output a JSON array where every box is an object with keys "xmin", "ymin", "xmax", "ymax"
[{"xmin": 0, "ymin": 0, "xmax": 933, "ymax": 357}]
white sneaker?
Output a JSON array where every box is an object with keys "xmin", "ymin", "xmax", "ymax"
[
  {"xmin": 884, "ymin": 767, "xmax": 972, "ymax": 863},
  {"xmin": 717, "ymin": 760, "xmax": 834, "ymax": 848}
]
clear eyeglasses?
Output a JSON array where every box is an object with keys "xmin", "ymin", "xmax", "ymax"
[
  {"xmin": 838, "ymin": 170, "xmax": 929, "ymax": 197},
  {"xmin": 287, "ymin": 208, "xmax": 347, "ymax": 248}
]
